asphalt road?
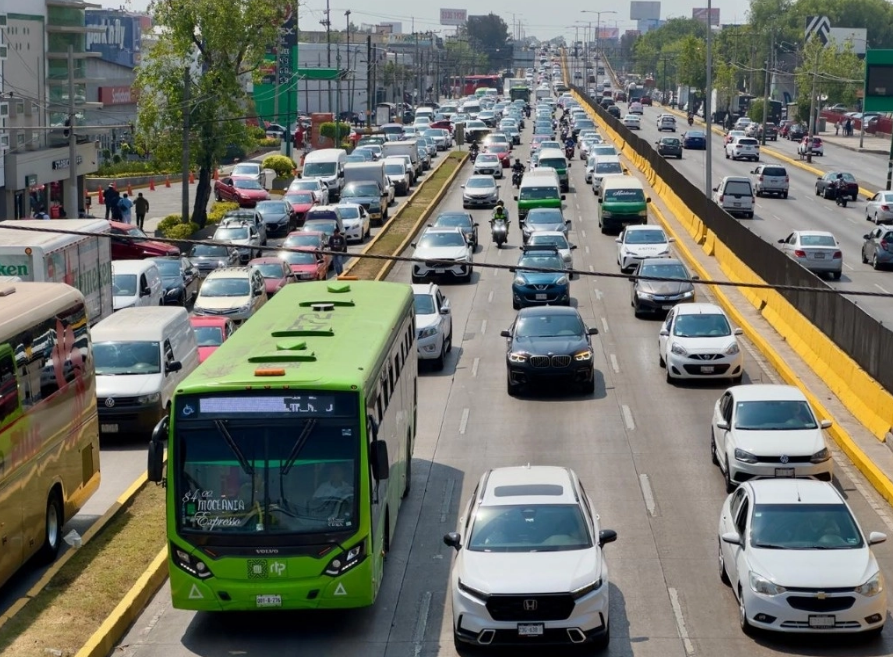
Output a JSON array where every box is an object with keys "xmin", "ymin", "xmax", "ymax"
[
  {"xmin": 111, "ymin": 118, "xmax": 893, "ymax": 656},
  {"xmin": 629, "ymin": 105, "xmax": 893, "ymax": 326},
  {"xmin": 0, "ymin": 149, "xmax": 447, "ymax": 617}
]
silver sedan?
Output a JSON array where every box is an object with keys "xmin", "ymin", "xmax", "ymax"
[
  {"xmin": 777, "ymin": 230, "xmax": 842, "ymax": 279},
  {"xmin": 865, "ymin": 191, "xmax": 893, "ymax": 225}
]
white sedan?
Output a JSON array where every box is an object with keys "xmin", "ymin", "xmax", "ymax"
[
  {"xmin": 659, "ymin": 303, "xmax": 744, "ymax": 383},
  {"xmin": 719, "ymin": 478, "xmax": 887, "ymax": 636},
  {"xmin": 777, "ymin": 230, "xmax": 842, "ymax": 280},
  {"xmin": 865, "ymin": 190, "xmax": 893, "ymax": 224},
  {"xmin": 710, "ymin": 384, "xmax": 833, "ymax": 493},
  {"xmin": 335, "ymin": 202, "xmax": 370, "ymax": 243},
  {"xmin": 622, "ymin": 114, "xmax": 641, "ymax": 130},
  {"xmin": 615, "ymin": 225, "xmax": 673, "ymax": 272}
]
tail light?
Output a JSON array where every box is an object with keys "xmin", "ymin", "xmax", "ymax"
[
  {"xmin": 719, "ymin": 195, "xmax": 725, "ymax": 203},
  {"xmin": 794, "ymin": 249, "xmax": 807, "ymax": 258},
  {"xmin": 882, "ymin": 205, "xmax": 890, "ymax": 211},
  {"xmin": 881, "ymin": 240, "xmax": 890, "ymax": 251},
  {"xmin": 759, "ymin": 176, "xmax": 764, "ymax": 181},
  {"xmin": 833, "ymin": 251, "xmax": 842, "ymax": 259},
  {"xmin": 785, "ymin": 177, "xmax": 790, "ymax": 183}
]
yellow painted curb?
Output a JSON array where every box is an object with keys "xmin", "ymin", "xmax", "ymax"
[
  {"xmin": 74, "ymin": 547, "xmax": 168, "ymax": 657},
  {"xmin": 0, "ymin": 471, "xmax": 153, "ymax": 632},
  {"xmin": 375, "ymin": 153, "xmax": 469, "ymax": 281}
]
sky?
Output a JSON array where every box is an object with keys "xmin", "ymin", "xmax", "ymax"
[{"xmin": 103, "ymin": 0, "xmax": 753, "ymax": 42}]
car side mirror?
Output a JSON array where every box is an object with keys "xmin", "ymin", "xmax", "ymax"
[
  {"xmin": 500, "ymin": 330, "xmax": 512, "ymax": 338},
  {"xmin": 570, "ymin": 244, "xmax": 578, "ymax": 250},
  {"xmin": 410, "ymin": 242, "xmax": 416, "ymax": 247},
  {"xmin": 140, "ymin": 286, "xmax": 152, "ymax": 297},
  {"xmin": 460, "ymin": 184, "xmax": 465, "ymax": 188},
  {"xmin": 598, "ymin": 529, "xmax": 617, "ymax": 547},
  {"xmin": 691, "ymin": 275, "xmax": 700, "ymax": 281},
  {"xmin": 777, "ymin": 238, "xmax": 785, "ymax": 244},
  {"xmin": 371, "ymin": 439, "xmax": 389, "ymax": 481},
  {"xmin": 508, "ymin": 267, "xmax": 516, "ymax": 273},
  {"xmin": 721, "ymin": 531, "xmax": 741, "ymax": 545},
  {"xmin": 443, "ymin": 531, "xmax": 462, "ymax": 551},
  {"xmin": 864, "ymin": 234, "xmax": 871, "ymax": 240},
  {"xmin": 646, "ymin": 197, "xmax": 652, "ymax": 203},
  {"xmin": 588, "ymin": 327, "xmax": 599, "ymax": 335},
  {"xmin": 561, "ymin": 195, "xmax": 566, "ymax": 200},
  {"xmin": 820, "ymin": 419, "xmax": 833, "ymax": 429},
  {"xmin": 659, "ymin": 329, "xmax": 669, "ymax": 337},
  {"xmin": 614, "ymin": 237, "xmax": 622, "ymax": 243},
  {"xmin": 712, "ymin": 187, "xmax": 718, "ymax": 192},
  {"xmin": 869, "ymin": 532, "xmax": 887, "ymax": 545},
  {"xmin": 147, "ymin": 416, "xmax": 168, "ymax": 483},
  {"xmin": 513, "ymin": 195, "xmax": 518, "ymax": 201},
  {"xmin": 817, "ymin": 176, "xmax": 823, "ymax": 181},
  {"xmin": 166, "ymin": 360, "xmax": 183, "ymax": 374},
  {"xmin": 473, "ymin": 223, "xmax": 479, "ymax": 227},
  {"xmin": 716, "ymin": 420, "xmax": 730, "ymax": 430},
  {"xmin": 733, "ymin": 328, "xmax": 744, "ymax": 335}
]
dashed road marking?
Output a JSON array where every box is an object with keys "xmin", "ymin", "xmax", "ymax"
[
  {"xmin": 440, "ymin": 478, "xmax": 455, "ymax": 522},
  {"xmin": 585, "ymin": 245, "xmax": 590, "ymax": 254},
  {"xmin": 481, "ymin": 319, "xmax": 487, "ymax": 335},
  {"xmin": 639, "ymin": 474, "xmax": 656, "ymax": 516},
  {"xmin": 472, "ymin": 357, "xmax": 480, "ymax": 378},
  {"xmin": 459, "ymin": 408, "xmax": 470, "ymax": 434},
  {"xmin": 412, "ymin": 591, "xmax": 433, "ymax": 657},
  {"xmin": 488, "ymin": 290, "xmax": 494, "ymax": 303},
  {"xmin": 668, "ymin": 587, "xmax": 695, "ymax": 656},
  {"xmin": 622, "ymin": 404, "xmax": 635, "ymax": 430},
  {"xmin": 610, "ymin": 353, "xmax": 620, "ymax": 373},
  {"xmin": 601, "ymin": 317, "xmax": 609, "ymax": 333},
  {"xmin": 875, "ymin": 283, "xmax": 890, "ymax": 294}
]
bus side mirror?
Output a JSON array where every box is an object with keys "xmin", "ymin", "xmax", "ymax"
[
  {"xmin": 147, "ymin": 416, "xmax": 168, "ymax": 484},
  {"xmin": 371, "ymin": 440, "xmax": 390, "ymax": 481}
]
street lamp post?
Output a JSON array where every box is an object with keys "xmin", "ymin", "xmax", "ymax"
[
  {"xmin": 705, "ymin": 0, "xmax": 713, "ymax": 197},
  {"xmin": 581, "ymin": 10, "xmax": 616, "ymax": 65}
]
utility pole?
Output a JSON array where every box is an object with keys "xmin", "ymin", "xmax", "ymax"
[
  {"xmin": 705, "ymin": 0, "xmax": 713, "ymax": 198},
  {"xmin": 760, "ymin": 32, "xmax": 773, "ymax": 146},
  {"xmin": 323, "ymin": 0, "xmax": 332, "ymax": 112},
  {"xmin": 806, "ymin": 45, "xmax": 820, "ymax": 164},
  {"xmin": 336, "ymin": 45, "xmax": 342, "ymax": 146},
  {"xmin": 66, "ymin": 46, "xmax": 79, "ymax": 217},
  {"xmin": 345, "ymin": 11, "xmax": 353, "ymax": 120},
  {"xmin": 366, "ymin": 35, "xmax": 373, "ymax": 128},
  {"xmin": 415, "ymin": 31, "xmax": 421, "ymax": 105},
  {"xmin": 181, "ymin": 66, "xmax": 191, "ymax": 222}
]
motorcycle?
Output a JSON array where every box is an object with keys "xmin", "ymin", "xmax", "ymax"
[
  {"xmin": 491, "ymin": 218, "xmax": 509, "ymax": 247},
  {"xmin": 512, "ymin": 169, "xmax": 524, "ymax": 188},
  {"xmin": 565, "ymin": 145, "xmax": 575, "ymax": 159},
  {"xmin": 832, "ymin": 182, "xmax": 848, "ymax": 207},
  {"xmin": 687, "ymin": 115, "xmax": 694, "ymax": 126},
  {"xmin": 469, "ymin": 144, "xmax": 479, "ymax": 162}
]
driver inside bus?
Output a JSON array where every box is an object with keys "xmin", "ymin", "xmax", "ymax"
[{"xmin": 313, "ymin": 463, "xmax": 353, "ymax": 500}]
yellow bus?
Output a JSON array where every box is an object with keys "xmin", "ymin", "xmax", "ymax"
[{"xmin": 0, "ymin": 282, "xmax": 100, "ymax": 588}]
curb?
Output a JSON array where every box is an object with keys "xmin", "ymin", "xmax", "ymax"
[
  {"xmin": 74, "ymin": 548, "xmax": 168, "ymax": 657},
  {"xmin": 575, "ymin": 88, "xmax": 893, "ymax": 506},
  {"xmin": 0, "ymin": 472, "xmax": 152, "ymax": 632}
]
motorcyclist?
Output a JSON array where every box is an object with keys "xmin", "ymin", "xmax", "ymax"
[
  {"xmin": 687, "ymin": 113, "xmax": 694, "ymax": 127},
  {"xmin": 491, "ymin": 200, "xmax": 509, "ymax": 232},
  {"xmin": 564, "ymin": 135, "xmax": 576, "ymax": 152},
  {"xmin": 511, "ymin": 158, "xmax": 525, "ymax": 176},
  {"xmin": 469, "ymin": 141, "xmax": 479, "ymax": 160}
]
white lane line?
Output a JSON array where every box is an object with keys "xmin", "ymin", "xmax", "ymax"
[
  {"xmin": 610, "ymin": 353, "xmax": 620, "ymax": 373},
  {"xmin": 440, "ymin": 478, "xmax": 455, "ymax": 522},
  {"xmin": 589, "ymin": 264, "xmax": 595, "ymax": 273},
  {"xmin": 488, "ymin": 290, "xmax": 494, "ymax": 303},
  {"xmin": 581, "ymin": 229, "xmax": 587, "ymax": 238},
  {"xmin": 772, "ymin": 213, "xmax": 783, "ymax": 221},
  {"xmin": 668, "ymin": 587, "xmax": 695, "ymax": 657},
  {"xmin": 472, "ymin": 357, "xmax": 480, "ymax": 378},
  {"xmin": 876, "ymin": 283, "xmax": 891, "ymax": 294},
  {"xmin": 459, "ymin": 408, "xmax": 470, "ymax": 434},
  {"xmin": 834, "ymin": 453, "xmax": 893, "ymax": 534},
  {"xmin": 585, "ymin": 245, "xmax": 591, "ymax": 254},
  {"xmin": 493, "ymin": 268, "xmax": 498, "ymax": 276},
  {"xmin": 621, "ymin": 404, "xmax": 635, "ymax": 431},
  {"xmin": 601, "ymin": 317, "xmax": 609, "ymax": 333},
  {"xmin": 639, "ymin": 474, "xmax": 656, "ymax": 516},
  {"xmin": 844, "ymin": 262, "xmax": 854, "ymax": 271},
  {"xmin": 594, "ymin": 289, "xmax": 604, "ymax": 300},
  {"xmin": 412, "ymin": 591, "xmax": 433, "ymax": 657},
  {"xmin": 481, "ymin": 319, "xmax": 487, "ymax": 335}
]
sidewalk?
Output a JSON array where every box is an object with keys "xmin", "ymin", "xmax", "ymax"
[{"xmin": 815, "ymin": 131, "xmax": 889, "ymax": 155}]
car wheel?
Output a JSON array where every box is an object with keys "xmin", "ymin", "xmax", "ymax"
[
  {"xmin": 823, "ymin": 187, "xmax": 831, "ymax": 199},
  {"xmin": 445, "ymin": 329, "xmax": 452, "ymax": 354},
  {"xmin": 711, "ymin": 429, "xmax": 719, "ymax": 465},
  {"xmin": 35, "ymin": 492, "xmax": 63, "ymax": 565},
  {"xmin": 815, "ymin": 185, "xmax": 821, "ymax": 196},
  {"xmin": 830, "ymin": 271, "xmax": 842, "ymax": 280},
  {"xmin": 738, "ymin": 588, "xmax": 755, "ymax": 636},
  {"xmin": 718, "ymin": 540, "xmax": 731, "ymax": 585},
  {"xmin": 873, "ymin": 213, "xmax": 879, "ymax": 223},
  {"xmin": 725, "ymin": 461, "xmax": 736, "ymax": 494},
  {"xmin": 782, "ymin": 192, "xmax": 788, "ymax": 199},
  {"xmin": 862, "ymin": 249, "xmax": 869, "ymax": 264},
  {"xmin": 592, "ymin": 624, "xmax": 610, "ymax": 650},
  {"xmin": 873, "ymin": 253, "xmax": 880, "ymax": 270},
  {"xmin": 581, "ymin": 376, "xmax": 596, "ymax": 395},
  {"xmin": 665, "ymin": 369, "xmax": 674, "ymax": 385}
]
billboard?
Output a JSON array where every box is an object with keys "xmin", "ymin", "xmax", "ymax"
[
  {"xmin": 692, "ymin": 8, "xmax": 720, "ymax": 26},
  {"xmin": 864, "ymin": 49, "xmax": 893, "ymax": 112},
  {"xmin": 829, "ymin": 27, "xmax": 867, "ymax": 55},
  {"xmin": 388, "ymin": 33, "xmax": 434, "ymax": 47},
  {"xmin": 440, "ymin": 9, "xmax": 467, "ymax": 26},
  {"xmin": 630, "ymin": 1, "xmax": 661, "ymax": 21},
  {"xmin": 85, "ymin": 11, "xmax": 142, "ymax": 69},
  {"xmin": 598, "ymin": 27, "xmax": 620, "ymax": 40},
  {"xmin": 98, "ymin": 86, "xmax": 135, "ymax": 105}
]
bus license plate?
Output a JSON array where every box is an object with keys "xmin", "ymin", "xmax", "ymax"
[
  {"xmin": 809, "ymin": 615, "xmax": 835, "ymax": 629},
  {"xmin": 518, "ymin": 623, "xmax": 544, "ymax": 636},
  {"xmin": 775, "ymin": 468, "xmax": 795, "ymax": 478},
  {"xmin": 700, "ymin": 366, "xmax": 715, "ymax": 374},
  {"xmin": 536, "ymin": 294, "xmax": 548, "ymax": 300},
  {"xmin": 256, "ymin": 595, "xmax": 282, "ymax": 608},
  {"xmin": 101, "ymin": 424, "xmax": 118, "ymax": 433}
]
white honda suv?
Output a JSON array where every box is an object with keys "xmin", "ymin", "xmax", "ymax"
[{"xmin": 444, "ymin": 466, "xmax": 616, "ymax": 651}]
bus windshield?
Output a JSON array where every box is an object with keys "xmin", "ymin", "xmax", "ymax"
[{"xmin": 176, "ymin": 415, "xmax": 359, "ymax": 538}]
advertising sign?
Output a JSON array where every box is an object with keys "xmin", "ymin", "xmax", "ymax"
[
  {"xmin": 98, "ymin": 86, "xmax": 135, "ymax": 105},
  {"xmin": 85, "ymin": 11, "xmax": 142, "ymax": 69},
  {"xmin": 630, "ymin": 1, "xmax": 661, "ymax": 21},
  {"xmin": 440, "ymin": 9, "xmax": 467, "ymax": 26},
  {"xmin": 692, "ymin": 8, "xmax": 720, "ymax": 26},
  {"xmin": 598, "ymin": 28, "xmax": 620, "ymax": 40},
  {"xmin": 864, "ymin": 49, "xmax": 893, "ymax": 112},
  {"xmin": 829, "ymin": 27, "xmax": 867, "ymax": 55},
  {"xmin": 388, "ymin": 34, "xmax": 433, "ymax": 48}
]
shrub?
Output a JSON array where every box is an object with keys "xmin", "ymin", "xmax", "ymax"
[
  {"xmin": 320, "ymin": 121, "xmax": 351, "ymax": 145},
  {"xmin": 248, "ymin": 125, "xmax": 266, "ymax": 139},
  {"xmin": 207, "ymin": 202, "xmax": 240, "ymax": 224},
  {"xmin": 256, "ymin": 137, "xmax": 280, "ymax": 148},
  {"xmin": 156, "ymin": 214, "xmax": 184, "ymax": 233},
  {"xmin": 262, "ymin": 154, "xmax": 297, "ymax": 178},
  {"xmin": 94, "ymin": 160, "xmax": 173, "ymax": 177},
  {"xmin": 164, "ymin": 222, "xmax": 199, "ymax": 240},
  {"xmin": 112, "ymin": 154, "xmax": 122, "ymax": 164}
]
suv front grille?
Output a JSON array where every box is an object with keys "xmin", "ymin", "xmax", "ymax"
[
  {"xmin": 486, "ymin": 594, "xmax": 575, "ymax": 621},
  {"xmin": 529, "ymin": 355, "xmax": 572, "ymax": 368}
]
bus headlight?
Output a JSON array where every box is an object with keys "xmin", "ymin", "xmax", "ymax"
[
  {"xmin": 324, "ymin": 542, "xmax": 366, "ymax": 576},
  {"xmin": 172, "ymin": 543, "xmax": 214, "ymax": 579}
]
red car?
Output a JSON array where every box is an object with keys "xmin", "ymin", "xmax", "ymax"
[
  {"xmin": 278, "ymin": 247, "xmax": 328, "ymax": 281},
  {"xmin": 486, "ymin": 143, "xmax": 512, "ymax": 167},
  {"xmin": 108, "ymin": 221, "xmax": 180, "ymax": 260},
  {"xmin": 283, "ymin": 230, "xmax": 331, "ymax": 271},
  {"xmin": 214, "ymin": 176, "xmax": 270, "ymax": 207},
  {"xmin": 189, "ymin": 316, "xmax": 234, "ymax": 363},
  {"xmin": 640, "ymin": 96, "xmax": 653, "ymax": 106},
  {"xmin": 429, "ymin": 120, "xmax": 454, "ymax": 134},
  {"xmin": 248, "ymin": 256, "xmax": 297, "ymax": 296},
  {"xmin": 283, "ymin": 191, "xmax": 316, "ymax": 226}
]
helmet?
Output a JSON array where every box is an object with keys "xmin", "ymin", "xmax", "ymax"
[
  {"xmin": 496, "ymin": 199, "xmax": 505, "ymax": 207},
  {"xmin": 515, "ymin": 158, "xmax": 521, "ymax": 164}
]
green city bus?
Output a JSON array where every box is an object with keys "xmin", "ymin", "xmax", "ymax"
[
  {"xmin": 148, "ymin": 279, "xmax": 417, "ymax": 611},
  {"xmin": 0, "ymin": 282, "xmax": 100, "ymax": 588}
]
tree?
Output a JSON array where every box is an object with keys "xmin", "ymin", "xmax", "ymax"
[
  {"xmin": 134, "ymin": 0, "xmax": 290, "ymax": 228},
  {"xmin": 444, "ymin": 39, "xmax": 489, "ymax": 85},
  {"xmin": 465, "ymin": 13, "xmax": 511, "ymax": 70},
  {"xmin": 676, "ymin": 36, "xmax": 707, "ymax": 92},
  {"xmin": 794, "ymin": 37, "xmax": 863, "ymax": 113}
]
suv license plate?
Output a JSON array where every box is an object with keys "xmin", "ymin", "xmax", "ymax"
[
  {"xmin": 775, "ymin": 468, "xmax": 795, "ymax": 478},
  {"xmin": 518, "ymin": 623, "xmax": 544, "ymax": 636},
  {"xmin": 733, "ymin": 202, "xmax": 741, "ymax": 207},
  {"xmin": 256, "ymin": 595, "xmax": 282, "ymax": 607},
  {"xmin": 808, "ymin": 615, "xmax": 835, "ymax": 629},
  {"xmin": 101, "ymin": 424, "xmax": 118, "ymax": 433}
]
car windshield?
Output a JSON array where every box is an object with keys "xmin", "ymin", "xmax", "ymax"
[
  {"xmin": 290, "ymin": 181, "xmax": 320, "ymax": 191},
  {"xmin": 418, "ymin": 232, "xmax": 466, "ymax": 248},
  {"xmin": 488, "ymin": 144, "xmax": 508, "ymax": 153},
  {"xmin": 833, "ymin": 173, "xmax": 856, "ymax": 182},
  {"xmin": 751, "ymin": 504, "xmax": 863, "ymax": 550},
  {"xmin": 153, "ymin": 260, "xmax": 182, "ymax": 277},
  {"xmin": 344, "ymin": 184, "xmax": 379, "ymax": 197},
  {"xmin": 256, "ymin": 201, "xmax": 288, "ymax": 214},
  {"xmin": 519, "ymin": 186, "xmax": 559, "ymax": 200},
  {"xmin": 191, "ymin": 244, "xmax": 229, "ymax": 257},
  {"xmin": 193, "ymin": 326, "xmax": 224, "ymax": 347},
  {"xmin": 232, "ymin": 164, "xmax": 259, "ymax": 176},
  {"xmin": 384, "ymin": 164, "xmax": 405, "ymax": 175},
  {"xmin": 304, "ymin": 220, "xmax": 337, "ymax": 235},
  {"xmin": 625, "ymin": 229, "xmax": 667, "ymax": 244},
  {"xmin": 285, "ymin": 193, "xmax": 314, "ymax": 206},
  {"xmin": 734, "ymin": 400, "xmax": 818, "ymax": 430},
  {"xmin": 594, "ymin": 147, "xmax": 616, "ymax": 156},
  {"xmin": 337, "ymin": 206, "xmax": 360, "ymax": 220},
  {"xmin": 94, "ymin": 341, "xmax": 161, "ymax": 375},
  {"xmin": 673, "ymin": 313, "xmax": 731, "ymax": 337},
  {"xmin": 435, "ymin": 214, "xmax": 471, "ymax": 228},
  {"xmin": 201, "ymin": 277, "xmax": 251, "ymax": 297},
  {"xmin": 283, "ymin": 235, "xmax": 319, "ymax": 248},
  {"xmin": 661, "ymin": 139, "xmax": 680, "ymax": 146},
  {"xmin": 215, "ymin": 227, "xmax": 250, "ymax": 241},
  {"xmin": 799, "ymin": 234, "xmax": 836, "ymax": 247},
  {"xmin": 252, "ymin": 263, "xmax": 286, "ymax": 279},
  {"xmin": 528, "ymin": 234, "xmax": 569, "ymax": 249},
  {"xmin": 303, "ymin": 162, "xmax": 337, "ymax": 177},
  {"xmin": 596, "ymin": 162, "xmax": 622, "ymax": 174},
  {"xmin": 518, "ymin": 254, "xmax": 564, "ymax": 271},
  {"xmin": 280, "ymin": 251, "xmax": 318, "ymax": 265},
  {"xmin": 233, "ymin": 179, "xmax": 263, "ymax": 190},
  {"xmin": 413, "ymin": 293, "xmax": 436, "ymax": 315},
  {"xmin": 113, "ymin": 274, "xmax": 137, "ymax": 296},
  {"xmin": 640, "ymin": 263, "xmax": 688, "ymax": 279},
  {"xmin": 476, "ymin": 155, "xmax": 499, "ymax": 164},
  {"xmin": 686, "ymin": 131, "xmax": 705, "ymax": 138},
  {"xmin": 467, "ymin": 504, "xmax": 592, "ymax": 552},
  {"xmin": 527, "ymin": 211, "xmax": 563, "ymax": 225},
  {"xmin": 466, "ymin": 178, "xmax": 494, "ymax": 188},
  {"xmin": 515, "ymin": 313, "xmax": 583, "ymax": 337}
]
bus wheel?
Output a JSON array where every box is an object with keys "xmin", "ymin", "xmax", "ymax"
[{"xmin": 36, "ymin": 492, "xmax": 63, "ymax": 565}]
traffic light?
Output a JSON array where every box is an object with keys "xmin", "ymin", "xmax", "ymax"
[{"xmin": 63, "ymin": 118, "xmax": 71, "ymax": 139}]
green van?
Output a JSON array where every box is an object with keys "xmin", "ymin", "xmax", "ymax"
[
  {"xmin": 514, "ymin": 169, "xmax": 565, "ymax": 223},
  {"xmin": 535, "ymin": 148, "xmax": 571, "ymax": 192},
  {"xmin": 598, "ymin": 176, "xmax": 650, "ymax": 234}
]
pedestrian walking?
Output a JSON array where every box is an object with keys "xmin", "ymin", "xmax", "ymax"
[
  {"xmin": 844, "ymin": 118, "xmax": 852, "ymax": 137},
  {"xmin": 328, "ymin": 227, "xmax": 347, "ymax": 276},
  {"xmin": 104, "ymin": 184, "xmax": 119, "ymax": 220},
  {"xmin": 134, "ymin": 192, "xmax": 149, "ymax": 230},
  {"xmin": 118, "ymin": 193, "xmax": 133, "ymax": 224},
  {"xmin": 33, "ymin": 207, "xmax": 50, "ymax": 219},
  {"xmin": 835, "ymin": 120, "xmax": 840, "ymax": 136}
]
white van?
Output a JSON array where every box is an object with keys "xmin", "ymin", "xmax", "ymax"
[
  {"xmin": 712, "ymin": 176, "xmax": 755, "ymax": 219},
  {"xmin": 302, "ymin": 148, "xmax": 347, "ymax": 200},
  {"xmin": 112, "ymin": 260, "xmax": 162, "ymax": 310},
  {"xmin": 92, "ymin": 306, "xmax": 199, "ymax": 437}
]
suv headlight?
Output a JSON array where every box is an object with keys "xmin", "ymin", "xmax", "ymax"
[
  {"xmin": 574, "ymin": 349, "xmax": 593, "ymax": 361},
  {"xmin": 734, "ymin": 448, "xmax": 758, "ymax": 464},
  {"xmin": 750, "ymin": 571, "xmax": 786, "ymax": 596},
  {"xmin": 637, "ymin": 291, "xmax": 654, "ymax": 300},
  {"xmin": 601, "ymin": 211, "xmax": 612, "ymax": 218},
  {"xmin": 137, "ymin": 392, "xmax": 161, "ymax": 405},
  {"xmin": 681, "ymin": 290, "xmax": 694, "ymax": 299},
  {"xmin": 670, "ymin": 342, "xmax": 687, "ymax": 356},
  {"xmin": 509, "ymin": 352, "xmax": 528, "ymax": 363},
  {"xmin": 856, "ymin": 572, "xmax": 884, "ymax": 597},
  {"xmin": 238, "ymin": 303, "xmax": 252, "ymax": 313},
  {"xmin": 458, "ymin": 578, "xmax": 490, "ymax": 603},
  {"xmin": 419, "ymin": 327, "xmax": 438, "ymax": 339},
  {"xmin": 810, "ymin": 447, "xmax": 831, "ymax": 463},
  {"xmin": 570, "ymin": 577, "xmax": 603, "ymax": 600},
  {"xmin": 324, "ymin": 542, "xmax": 365, "ymax": 576}
]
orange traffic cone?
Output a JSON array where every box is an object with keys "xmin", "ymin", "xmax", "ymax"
[
  {"xmin": 165, "ymin": 176, "xmax": 171, "ymax": 188},
  {"xmin": 98, "ymin": 189, "xmax": 104, "ymax": 205},
  {"xmin": 149, "ymin": 178, "xmax": 155, "ymax": 191},
  {"xmin": 189, "ymin": 171, "xmax": 195, "ymax": 184},
  {"xmin": 126, "ymin": 182, "xmax": 133, "ymax": 195}
]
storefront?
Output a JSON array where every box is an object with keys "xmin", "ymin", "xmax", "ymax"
[{"xmin": 3, "ymin": 141, "xmax": 100, "ymax": 220}]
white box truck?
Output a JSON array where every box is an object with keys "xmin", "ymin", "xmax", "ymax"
[
  {"xmin": 0, "ymin": 219, "xmax": 114, "ymax": 324},
  {"xmin": 382, "ymin": 140, "xmax": 421, "ymax": 179}
]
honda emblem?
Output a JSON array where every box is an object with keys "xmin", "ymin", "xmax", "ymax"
[{"xmin": 523, "ymin": 599, "xmax": 538, "ymax": 611}]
